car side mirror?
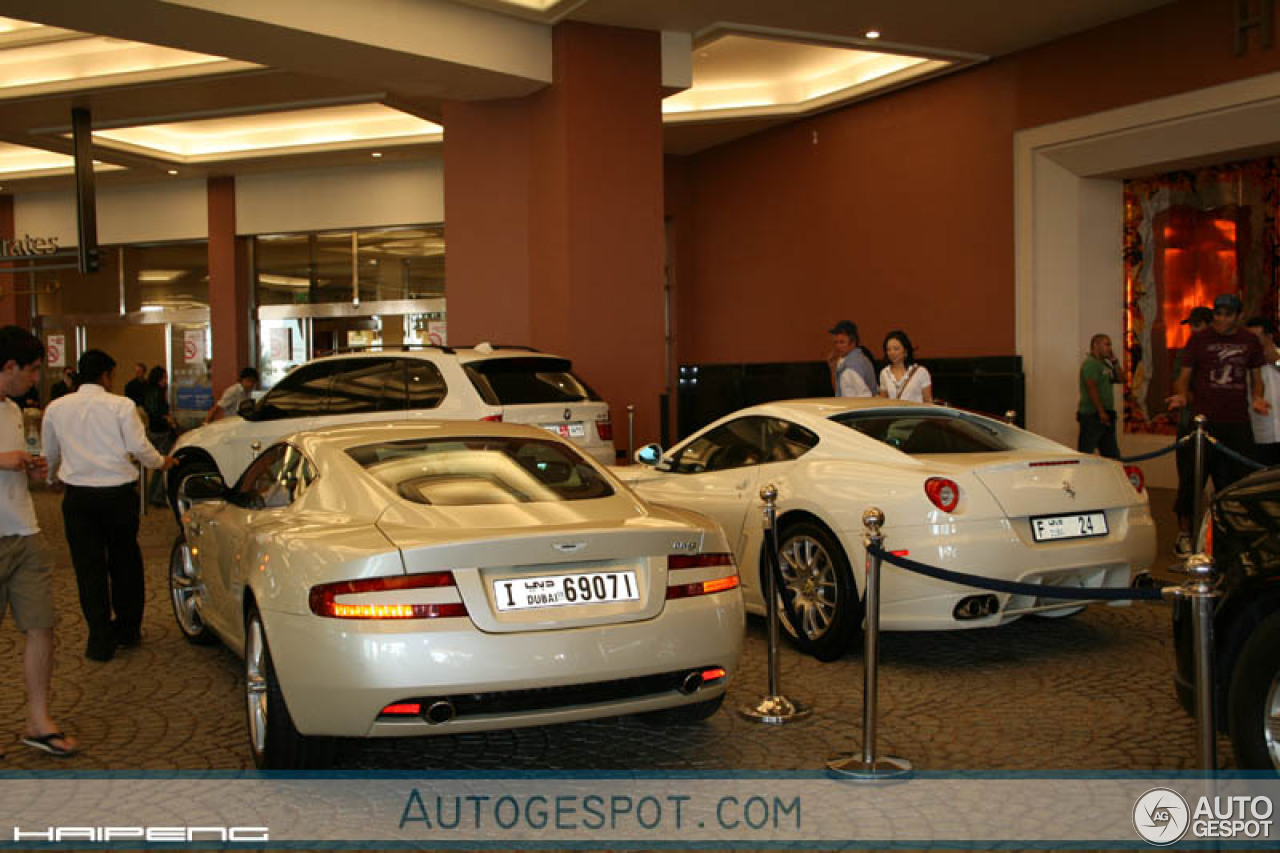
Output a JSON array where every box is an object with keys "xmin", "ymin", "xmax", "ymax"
[
  {"xmin": 634, "ymin": 443, "xmax": 664, "ymax": 467},
  {"xmin": 236, "ymin": 398, "xmax": 256, "ymax": 417},
  {"xmin": 179, "ymin": 472, "xmax": 227, "ymax": 504}
]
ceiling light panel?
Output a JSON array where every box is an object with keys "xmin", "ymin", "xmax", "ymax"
[
  {"xmin": 0, "ymin": 141, "xmax": 121, "ymax": 178},
  {"xmin": 92, "ymin": 104, "xmax": 443, "ymax": 162}
]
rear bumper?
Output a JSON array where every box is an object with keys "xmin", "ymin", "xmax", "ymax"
[{"xmin": 261, "ymin": 592, "xmax": 744, "ymax": 737}]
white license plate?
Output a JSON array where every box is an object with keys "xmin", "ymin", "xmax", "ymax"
[
  {"xmin": 493, "ymin": 570, "xmax": 639, "ymax": 611},
  {"xmin": 1031, "ymin": 511, "xmax": 1108, "ymax": 542},
  {"xmin": 540, "ymin": 422, "xmax": 586, "ymax": 439}
]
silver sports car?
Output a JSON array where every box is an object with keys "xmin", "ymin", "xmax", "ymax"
[{"xmin": 170, "ymin": 421, "xmax": 744, "ymax": 768}]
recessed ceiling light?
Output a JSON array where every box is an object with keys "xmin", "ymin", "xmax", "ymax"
[
  {"xmin": 167, "ymin": 168, "xmax": 178, "ymax": 175},
  {"xmin": 371, "ymin": 151, "xmax": 383, "ymax": 158},
  {"xmin": 865, "ymin": 30, "xmax": 881, "ymax": 39}
]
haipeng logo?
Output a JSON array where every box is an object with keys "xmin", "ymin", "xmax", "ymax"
[{"xmin": 1133, "ymin": 787, "xmax": 1189, "ymax": 845}]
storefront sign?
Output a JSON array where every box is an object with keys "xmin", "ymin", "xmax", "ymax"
[
  {"xmin": 46, "ymin": 334, "xmax": 65, "ymax": 368},
  {"xmin": 0, "ymin": 234, "xmax": 60, "ymax": 259},
  {"xmin": 183, "ymin": 330, "xmax": 205, "ymax": 364},
  {"xmin": 268, "ymin": 328, "xmax": 292, "ymax": 361},
  {"xmin": 176, "ymin": 385, "xmax": 214, "ymax": 411}
]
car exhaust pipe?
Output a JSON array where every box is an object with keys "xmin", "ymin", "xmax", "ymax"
[
  {"xmin": 953, "ymin": 594, "xmax": 999, "ymax": 621},
  {"xmin": 680, "ymin": 671, "xmax": 705, "ymax": 694},
  {"xmin": 424, "ymin": 700, "xmax": 456, "ymax": 725}
]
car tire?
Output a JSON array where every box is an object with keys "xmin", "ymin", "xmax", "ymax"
[
  {"xmin": 774, "ymin": 522, "xmax": 861, "ymax": 662},
  {"xmin": 1226, "ymin": 608, "xmax": 1280, "ymax": 770},
  {"xmin": 244, "ymin": 604, "xmax": 334, "ymax": 770},
  {"xmin": 169, "ymin": 457, "xmax": 218, "ymax": 518},
  {"xmin": 169, "ymin": 535, "xmax": 216, "ymax": 645},
  {"xmin": 637, "ymin": 694, "xmax": 724, "ymax": 726}
]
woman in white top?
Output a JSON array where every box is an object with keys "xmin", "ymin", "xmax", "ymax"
[{"xmin": 878, "ymin": 330, "xmax": 933, "ymax": 403}]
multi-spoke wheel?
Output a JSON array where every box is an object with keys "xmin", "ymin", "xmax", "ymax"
[
  {"xmin": 244, "ymin": 604, "xmax": 332, "ymax": 769},
  {"xmin": 774, "ymin": 522, "xmax": 860, "ymax": 662},
  {"xmin": 1227, "ymin": 609, "xmax": 1280, "ymax": 770},
  {"xmin": 169, "ymin": 536, "xmax": 216, "ymax": 645}
]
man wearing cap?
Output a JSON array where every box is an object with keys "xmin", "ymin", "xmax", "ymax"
[
  {"xmin": 1168, "ymin": 294, "xmax": 1269, "ymax": 520},
  {"xmin": 1171, "ymin": 306, "xmax": 1213, "ymax": 555},
  {"xmin": 826, "ymin": 320, "xmax": 877, "ymax": 397}
]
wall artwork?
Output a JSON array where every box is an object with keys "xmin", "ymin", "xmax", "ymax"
[{"xmin": 1122, "ymin": 157, "xmax": 1279, "ymax": 434}]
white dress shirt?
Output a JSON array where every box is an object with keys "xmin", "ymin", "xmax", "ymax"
[
  {"xmin": 42, "ymin": 384, "xmax": 166, "ymax": 487},
  {"xmin": 1250, "ymin": 362, "xmax": 1280, "ymax": 444},
  {"xmin": 0, "ymin": 399, "xmax": 38, "ymax": 535}
]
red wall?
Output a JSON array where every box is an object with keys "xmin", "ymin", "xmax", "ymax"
[{"xmin": 671, "ymin": 0, "xmax": 1280, "ymax": 365}]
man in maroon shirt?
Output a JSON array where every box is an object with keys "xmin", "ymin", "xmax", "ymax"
[{"xmin": 1167, "ymin": 293, "xmax": 1270, "ymax": 509}]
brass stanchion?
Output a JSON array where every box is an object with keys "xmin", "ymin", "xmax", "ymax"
[
  {"xmin": 1004, "ymin": 410, "xmax": 1017, "ymax": 426},
  {"xmin": 1191, "ymin": 414, "xmax": 1208, "ymax": 551},
  {"xmin": 738, "ymin": 485, "xmax": 812, "ymax": 725},
  {"xmin": 828, "ymin": 508, "xmax": 911, "ymax": 779},
  {"xmin": 1178, "ymin": 552, "xmax": 1220, "ymax": 770},
  {"xmin": 626, "ymin": 404, "xmax": 635, "ymax": 463}
]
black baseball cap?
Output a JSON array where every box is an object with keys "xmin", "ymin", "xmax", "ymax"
[
  {"xmin": 1214, "ymin": 293, "xmax": 1243, "ymax": 314},
  {"xmin": 828, "ymin": 320, "xmax": 858, "ymax": 339},
  {"xmin": 1181, "ymin": 307, "xmax": 1213, "ymax": 326}
]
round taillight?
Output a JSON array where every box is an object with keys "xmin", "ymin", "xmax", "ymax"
[
  {"xmin": 1123, "ymin": 464, "xmax": 1145, "ymax": 493},
  {"xmin": 925, "ymin": 477, "xmax": 960, "ymax": 512}
]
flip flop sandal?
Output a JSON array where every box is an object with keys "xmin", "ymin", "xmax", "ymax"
[{"xmin": 21, "ymin": 732, "xmax": 76, "ymax": 758}]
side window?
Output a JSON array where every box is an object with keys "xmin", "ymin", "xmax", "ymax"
[
  {"xmin": 326, "ymin": 358, "xmax": 404, "ymax": 414},
  {"xmin": 257, "ymin": 362, "xmax": 341, "ymax": 419},
  {"xmin": 765, "ymin": 418, "xmax": 819, "ymax": 462},
  {"xmin": 670, "ymin": 418, "xmax": 770, "ymax": 474},
  {"xmin": 403, "ymin": 359, "xmax": 447, "ymax": 410},
  {"xmin": 234, "ymin": 445, "xmax": 289, "ymax": 509}
]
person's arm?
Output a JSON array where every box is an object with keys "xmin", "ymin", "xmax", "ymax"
[
  {"xmin": 1250, "ymin": 366, "xmax": 1271, "ymax": 415},
  {"xmin": 1168, "ymin": 366, "xmax": 1193, "ymax": 410},
  {"xmin": 1084, "ymin": 378, "xmax": 1109, "ymax": 424},
  {"xmin": 840, "ymin": 368, "xmax": 869, "ymax": 398},
  {"xmin": 40, "ymin": 413, "xmax": 60, "ymax": 484},
  {"xmin": 919, "ymin": 367, "xmax": 933, "ymax": 405},
  {"xmin": 119, "ymin": 400, "xmax": 171, "ymax": 470}
]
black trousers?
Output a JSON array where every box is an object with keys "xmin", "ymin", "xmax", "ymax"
[
  {"xmin": 1077, "ymin": 410, "xmax": 1120, "ymax": 459},
  {"xmin": 1173, "ymin": 420, "xmax": 1258, "ymax": 519},
  {"xmin": 62, "ymin": 483, "xmax": 144, "ymax": 645}
]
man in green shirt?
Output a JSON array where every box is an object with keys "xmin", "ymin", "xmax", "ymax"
[{"xmin": 1077, "ymin": 333, "xmax": 1119, "ymax": 459}]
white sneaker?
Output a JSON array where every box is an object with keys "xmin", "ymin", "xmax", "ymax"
[{"xmin": 1174, "ymin": 534, "xmax": 1193, "ymax": 556}]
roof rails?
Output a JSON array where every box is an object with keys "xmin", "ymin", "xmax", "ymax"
[
  {"xmin": 454, "ymin": 344, "xmax": 541, "ymax": 353},
  {"xmin": 324, "ymin": 343, "xmax": 456, "ymax": 355}
]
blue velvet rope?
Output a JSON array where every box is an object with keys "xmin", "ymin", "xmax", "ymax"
[
  {"xmin": 1118, "ymin": 434, "xmax": 1189, "ymax": 464},
  {"xmin": 1205, "ymin": 433, "xmax": 1267, "ymax": 471},
  {"xmin": 864, "ymin": 543, "xmax": 1165, "ymax": 602}
]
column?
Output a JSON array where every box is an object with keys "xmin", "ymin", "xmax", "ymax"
[{"xmin": 207, "ymin": 176, "xmax": 252, "ymax": 397}]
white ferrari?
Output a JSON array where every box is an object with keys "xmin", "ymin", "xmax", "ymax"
[
  {"xmin": 618, "ymin": 399, "xmax": 1156, "ymax": 661},
  {"xmin": 170, "ymin": 421, "xmax": 744, "ymax": 768}
]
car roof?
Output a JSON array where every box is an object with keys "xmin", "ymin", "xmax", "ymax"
[
  {"xmin": 284, "ymin": 419, "xmax": 572, "ymax": 455},
  {"xmin": 732, "ymin": 397, "xmax": 951, "ymax": 419},
  {"xmin": 304, "ymin": 344, "xmax": 563, "ymax": 364}
]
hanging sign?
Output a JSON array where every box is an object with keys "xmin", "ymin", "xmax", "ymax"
[
  {"xmin": 268, "ymin": 328, "xmax": 291, "ymax": 361},
  {"xmin": 183, "ymin": 329, "xmax": 205, "ymax": 364},
  {"xmin": 46, "ymin": 334, "xmax": 65, "ymax": 368},
  {"xmin": 428, "ymin": 320, "xmax": 447, "ymax": 346}
]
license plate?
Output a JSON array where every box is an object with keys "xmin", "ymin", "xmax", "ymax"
[
  {"xmin": 540, "ymin": 422, "xmax": 586, "ymax": 438},
  {"xmin": 493, "ymin": 570, "xmax": 639, "ymax": 611},
  {"xmin": 1030, "ymin": 511, "xmax": 1108, "ymax": 542}
]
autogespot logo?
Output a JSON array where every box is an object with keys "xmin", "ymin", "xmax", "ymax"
[{"xmin": 1134, "ymin": 787, "xmax": 1190, "ymax": 845}]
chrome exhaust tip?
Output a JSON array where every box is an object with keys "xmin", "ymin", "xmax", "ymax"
[
  {"xmin": 424, "ymin": 700, "xmax": 456, "ymax": 725},
  {"xmin": 953, "ymin": 594, "xmax": 999, "ymax": 621},
  {"xmin": 679, "ymin": 671, "xmax": 705, "ymax": 694}
]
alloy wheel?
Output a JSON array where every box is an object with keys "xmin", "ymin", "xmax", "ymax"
[
  {"xmin": 245, "ymin": 615, "xmax": 268, "ymax": 761},
  {"xmin": 169, "ymin": 541, "xmax": 206, "ymax": 637},
  {"xmin": 1266, "ymin": 667, "xmax": 1280, "ymax": 769},
  {"xmin": 778, "ymin": 534, "xmax": 838, "ymax": 640}
]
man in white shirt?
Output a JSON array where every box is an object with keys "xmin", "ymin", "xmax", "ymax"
[
  {"xmin": 42, "ymin": 349, "xmax": 176, "ymax": 662},
  {"xmin": 204, "ymin": 366, "xmax": 259, "ymax": 424},
  {"xmin": 0, "ymin": 325, "xmax": 77, "ymax": 757},
  {"xmin": 1246, "ymin": 316, "xmax": 1280, "ymax": 467}
]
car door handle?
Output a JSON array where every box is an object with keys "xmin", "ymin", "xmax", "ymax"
[{"xmin": 250, "ymin": 441, "xmax": 261, "ymax": 452}]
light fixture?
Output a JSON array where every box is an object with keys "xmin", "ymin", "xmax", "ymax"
[
  {"xmin": 865, "ymin": 30, "xmax": 881, "ymax": 39},
  {"xmin": 167, "ymin": 168, "xmax": 178, "ymax": 175},
  {"xmin": 371, "ymin": 151, "xmax": 383, "ymax": 158}
]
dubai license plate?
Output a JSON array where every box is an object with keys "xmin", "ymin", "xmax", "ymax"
[
  {"xmin": 540, "ymin": 422, "xmax": 586, "ymax": 438},
  {"xmin": 493, "ymin": 570, "xmax": 639, "ymax": 611},
  {"xmin": 1030, "ymin": 511, "xmax": 1108, "ymax": 542}
]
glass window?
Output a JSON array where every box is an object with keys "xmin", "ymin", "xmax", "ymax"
[
  {"xmin": 766, "ymin": 418, "xmax": 820, "ymax": 461},
  {"xmin": 403, "ymin": 359, "xmax": 447, "ymax": 410},
  {"xmin": 131, "ymin": 242, "xmax": 210, "ymax": 310},
  {"xmin": 255, "ymin": 232, "xmax": 354, "ymax": 306},
  {"xmin": 463, "ymin": 358, "xmax": 601, "ymax": 405},
  {"xmin": 325, "ymin": 357, "xmax": 405, "ymax": 414},
  {"xmin": 356, "ymin": 226, "xmax": 446, "ymax": 303},
  {"xmin": 670, "ymin": 417, "xmax": 772, "ymax": 474},
  {"xmin": 346, "ymin": 436, "xmax": 614, "ymax": 506},
  {"xmin": 833, "ymin": 412, "xmax": 1009, "ymax": 453},
  {"xmin": 252, "ymin": 360, "xmax": 344, "ymax": 420},
  {"xmin": 233, "ymin": 444, "xmax": 313, "ymax": 509}
]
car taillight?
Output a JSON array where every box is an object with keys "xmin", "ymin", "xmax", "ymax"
[
  {"xmin": 596, "ymin": 419, "xmax": 613, "ymax": 440},
  {"xmin": 309, "ymin": 572, "xmax": 467, "ymax": 619},
  {"xmin": 481, "ymin": 414, "xmax": 503, "ymax": 422},
  {"xmin": 1123, "ymin": 464, "xmax": 1145, "ymax": 493},
  {"xmin": 666, "ymin": 553, "xmax": 739, "ymax": 599},
  {"xmin": 924, "ymin": 477, "xmax": 960, "ymax": 512}
]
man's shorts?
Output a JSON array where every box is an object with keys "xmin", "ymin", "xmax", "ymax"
[{"xmin": 0, "ymin": 534, "xmax": 55, "ymax": 631}]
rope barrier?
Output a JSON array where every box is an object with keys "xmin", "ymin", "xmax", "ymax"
[
  {"xmin": 1204, "ymin": 433, "xmax": 1267, "ymax": 471},
  {"xmin": 864, "ymin": 543, "xmax": 1165, "ymax": 602},
  {"xmin": 1118, "ymin": 434, "xmax": 1189, "ymax": 464}
]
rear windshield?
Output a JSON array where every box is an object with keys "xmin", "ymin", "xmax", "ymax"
[
  {"xmin": 464, "ymin": 358, "xmax": 602, "ymax": 405},
  {"xmin": 346, "ymin": 436, "xmax": 614, "ymax": 506},
  {"xmin": 832, "ymin": 412, "xmax": 1011, "ymax": 453}
]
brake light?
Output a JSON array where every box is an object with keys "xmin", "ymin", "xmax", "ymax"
[
  {"xmin": 666, "ymin": 575, "xmax": 741, "ymax": 600},
  {"xmin": 1123, "ymin": 464, "xmax": 1145, "ymax": 493},
  {"xmin": 379, "ymin": 703, "xmax": 422, "ymax": 716},
  {"xmin": 596, "ymin": 419, "xmax": 613, "ymax": 440},
  {"xmin": 668, "ymin": 553, "xmax": 734, "ymax": 570},
  {"xmin": 925, "ymin": 477, "xmax": 960, "ymax": 512},
  {"xmin": 481, "ymin": 414, "xmax": 503, "ymax": 422},
  {"xmin": 700, "ymin": 667, "xmax": 727, "ymax": 683},
  {"xmin": 666, "ymin": 553, "xmax": 739, "ymax": 599},
  {"xmin": 1204, "ymin": 515, "xmax": 1214, "ymax": 556},
  {"xmin": 309, "ymin": 572, "xmax": 467, "ymax": 619}
]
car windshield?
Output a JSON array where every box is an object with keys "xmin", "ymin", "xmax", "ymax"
[
  {"xmin": 346, "ymin": 436, "xmax": 615, "ymax": 506},
  {"xmin": 831, "ymin": 411, "xmax": 1011, "ymax": 453},
  {"xmin": 463, "ymin": 357, "xmax": 602, "ymax": 405}
]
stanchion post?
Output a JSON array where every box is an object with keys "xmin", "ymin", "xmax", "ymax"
[
  {"xmin": 827, "ymin": 508, "xmax": 911, "ymax": 779},
  {"xmin": 1179, "ymin": 553, "xmax": 1220, "ymax": 770},
  {"xmin": 738, "ymin": 484, "xmax": 812, "ymax": 725},
  {"xmin": 1004, "ymin": 410, "xmax": 1017, "ymax": 426},
  {"xmin": 626, "ymin": 405, "xmax": 635, "ymax": 463},
  {"xmin": 1191, "ymin": 414, "xmax": 1207, "ymax": 551}
]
